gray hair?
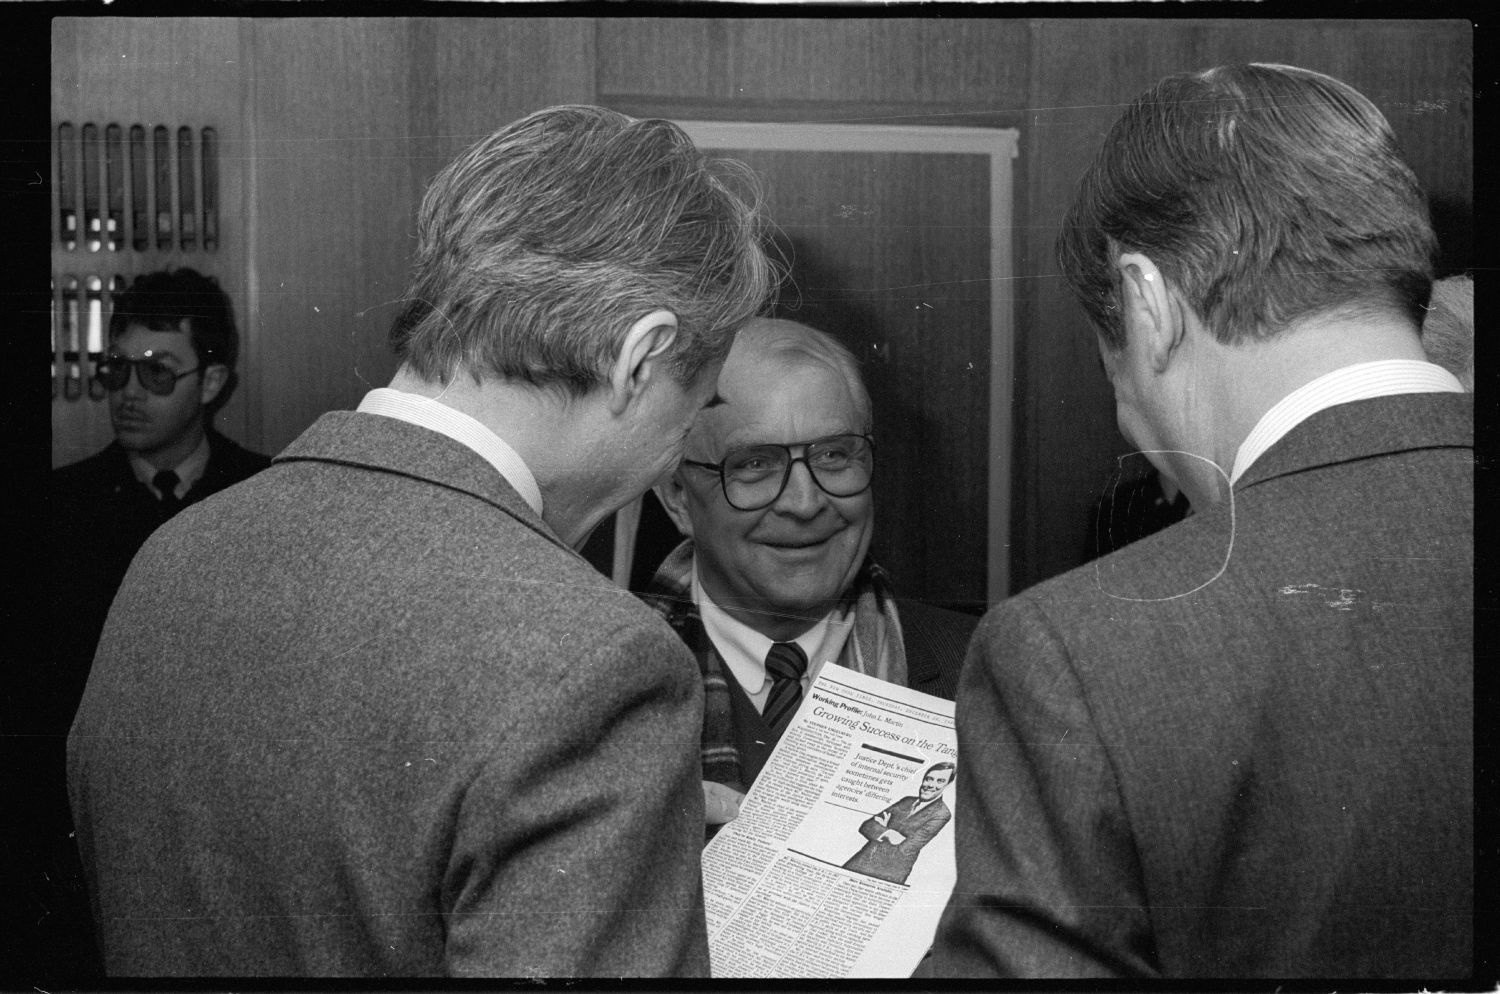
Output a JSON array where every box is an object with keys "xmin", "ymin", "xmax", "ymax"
[
  {"xmin": 734, "ymin": 318, "xmax": 873, "ymax": 431},
  {"xmin": 390, "ymin": 105, "xmax": 777, "ymax": 392}
]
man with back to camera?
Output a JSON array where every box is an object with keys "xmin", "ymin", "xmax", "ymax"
[
  {"xmin": 642, "ymin": 318, "xmax": 976, "ymax": 832},
  {"xmin": 933, "ymin": 64, "xmax": 1471, "ymax": 978},
  {"xmin": 68, "ymin": 105, "xmax": 774, "ymax": 977}
]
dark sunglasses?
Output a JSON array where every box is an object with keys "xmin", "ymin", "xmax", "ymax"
[{"xmin": 97, "ymin": 356, "xmax": 201, "ymax": 396}]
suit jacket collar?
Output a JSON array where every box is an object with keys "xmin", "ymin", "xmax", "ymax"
[
  {"xmin": 275, "ymin": 411, "xmax": 569, "ymax": 554},
  {"xmin": 1236, "ymin": 392, "xmax": 1472, "ymax": 493}
]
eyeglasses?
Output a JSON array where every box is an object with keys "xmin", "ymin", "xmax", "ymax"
[
  {"xmin": 96, "ymin": 355, "xmax": 201, "ymax": 396},
  {"xmin": 683, "ymin": 433, "xmax": 874, "ymax": 511}
]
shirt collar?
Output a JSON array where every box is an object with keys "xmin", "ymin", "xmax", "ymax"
[
  {"xmin": 1231, "ymin": 360, "xmax": 1464, "ymax": 486},
  {"xmin": 357, "ymin": 387, "xmax": 543, "ymax": 516},
  {"xmin": 128, "ymin": 432, "xmax": 211, "ymax": 498},
  {"xmin": 690, "ymin": 559, "xmax": 846, "ymax": 696}
]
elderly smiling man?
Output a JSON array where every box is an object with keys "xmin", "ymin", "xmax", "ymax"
[{"xmin": 643, "ymin": 317, "xmax": 976, "ymax": 829}]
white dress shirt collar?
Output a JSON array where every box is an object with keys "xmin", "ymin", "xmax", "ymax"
[
  {"xmin": 356, "ymin": 387, "xmax": 544, "ymax": 516},
  {"xmin": 1230, "ymin": 360, "xmax": 1464, "ymax": 486},
  {"xmin": 690, "ymin": 558, "xmax": 851, "ymax": 705},
  {"xmin": 128, "ymin": 433, "xmax": 211, "ymax": 499}
]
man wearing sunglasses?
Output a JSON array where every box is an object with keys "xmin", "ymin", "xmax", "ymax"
[
  {"xmin": 645, "ymin": 318, "xmax": 975, "ymax": 833},
  {"xmin": 42, "ymin": 267, "xmax": 268, "ymax": 975},
  {"xmin": 52, "ymin": 269, "xmax": 269, "ymax": 694}
]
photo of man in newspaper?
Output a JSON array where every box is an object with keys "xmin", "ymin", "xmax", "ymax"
[{"xmin": 842, "ymin": 762, "xmax": 956, "ymax": 885}]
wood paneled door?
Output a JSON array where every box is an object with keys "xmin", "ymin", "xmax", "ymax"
[{"xmin": 665, "ymin": 123, "xmax": 1019, "ymax": 611}]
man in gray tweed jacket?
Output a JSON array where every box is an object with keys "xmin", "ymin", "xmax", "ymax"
[
  {"xmin": 934, "ymin": 65, "xmax": 1472, "ymax": 978},
  {"xmin": 68, "ymin": 105, "xmax": 773, "ymax": 978}
]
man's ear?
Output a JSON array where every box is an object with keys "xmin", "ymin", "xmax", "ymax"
[
  {"xmin": 1116, "ymin": 252, "xmax": 1184, "ymax": 374},
  {"xmin": 199, "ymin": 364, "xmax": 229, "ymax": 407},
  {"xmin": 607, "ymin": 309, "xmax": 679, "ymax": 416},
  {"xmin": 654, "ymin": 474, "xmax": 696, "ymax": 540}
]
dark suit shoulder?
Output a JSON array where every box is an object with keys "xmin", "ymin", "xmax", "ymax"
[
  {"xmin": 204, "ymin": 431, "xmax": 272, "ymax": 489},
  {"xmin": 53, "ymin": 443, "xmax": 133, "ymax": 495},
  {"xmin": 896, "ymin": 598, "xmax": 978, "ymax": 701}
]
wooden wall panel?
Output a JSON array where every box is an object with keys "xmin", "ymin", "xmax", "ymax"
[
  {"xmin": 51, "ymin": 18, "xmax": 251, "ymax": 467},
  {"xmin": 52, "ymin": 17, "xmax": 1470, "ymax": 598},
  {"xmin": 599, "ymin": 17, "xmax": 1030, "ymax": 114},
  {"xmin": 247, "ymin": 19, "xmax": 419, "ymax": 455},
  {"xmin": 742, "ymin": 148, "xmax": 992, "ymax": 608},
  {"xmin": 1017, "ymin": 19, "xmax": 1204, "ymax": 590},
  {"xmin": 421, "ymin": 17, "xmax": 595, "ymax": 183}
]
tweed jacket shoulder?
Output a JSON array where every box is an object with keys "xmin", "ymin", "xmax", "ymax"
[
  {"xmin": 935, "ymin": 392, "xmax": 1473, "ymax": 979},
  {"xmin": 68, "ymin": 412, "xmax": 710, "ymax": 978}
]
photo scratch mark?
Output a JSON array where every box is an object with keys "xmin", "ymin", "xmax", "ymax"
[
  {"xmin": 1279, "ymin": 583, "xmax": 1362, "ymax": 611},
  {"xmin": 1095, "ymin": 450, "xmax": 1233, "ymax": 603}
]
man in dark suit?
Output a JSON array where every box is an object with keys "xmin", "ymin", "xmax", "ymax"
[
  {"xmin": 643, "ymin": 318, "xmax": 976, "ymax": 832},
  {"xmin": 844, "ymin": 762, "xmax": 955, "ymax": 885},
  {"xmin": 51, "ymin": 268, "xmax": 269, "ymax": 731},
  {"xmin": 68, "ymin": 105, "xmax": 773, "ymax": 977},
  {"xmin": 29, "ymin": 269, "xmax": 267, "ymax": 978},
  {"xmin": 934, "ymin": 64, "xmax": 1471, "ymax": 978}
]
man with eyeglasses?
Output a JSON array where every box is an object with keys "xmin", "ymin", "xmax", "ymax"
[
  {"xmin": 41, "ymin": 267, "xmax": 268, "ymax": 975},
  {"xmin": 645, "ymin": 318, "xmax": 976, "ymax": 833}
]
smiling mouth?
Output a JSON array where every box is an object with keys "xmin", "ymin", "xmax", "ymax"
[{"xmin": 762, "ymin": 535, "xmax": 838, "ymax": 550}]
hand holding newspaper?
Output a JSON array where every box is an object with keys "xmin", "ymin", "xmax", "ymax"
[{"xmin": 700, "ymin": 662, "xmax": 957, "ymax": 978}]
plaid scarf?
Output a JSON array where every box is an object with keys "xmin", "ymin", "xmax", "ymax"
[{"xmin": 638, "ymin": 540, "xmax": 908, "ymax": 792}]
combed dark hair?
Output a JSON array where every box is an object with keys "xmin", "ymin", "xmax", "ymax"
[
  {"xmin": 926, "ymin": 761, "xmax": 957, "ymax": 785},
  {"xmin": 1058, "ymin": 63, "xmax": 1437, "ymax": 350},
  {"xmin": 390, "ymin": 105, "xmax": 777, "ymax": 393},
  {"xmin": 108, "ymin": 267, "xmax": 239, "ymax": 369}
]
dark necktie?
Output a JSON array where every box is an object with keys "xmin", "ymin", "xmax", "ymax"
[
  {"xmin": 153, "ymin": 469, "xmax": 184, "ymax": 517},
  {"xmin": 762, "ymin": 641, "xmax": 808, "ymax": 733}
]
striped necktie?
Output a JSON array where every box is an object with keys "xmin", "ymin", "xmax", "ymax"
[{"xmin": 763, "ymin": 641, "xmax": 808, "ymax": 733}]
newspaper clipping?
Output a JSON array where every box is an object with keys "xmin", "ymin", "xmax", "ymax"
[{"xmin": 701, "ymin": 663, "xmax": 957, "ymax": 978}]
